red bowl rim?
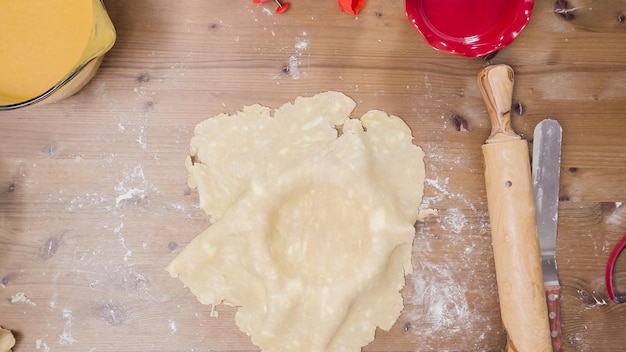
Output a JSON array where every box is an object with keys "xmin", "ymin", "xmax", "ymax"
[{"xmin": 405, "ymin": 0, "xmax": 535, "ymax": 58}]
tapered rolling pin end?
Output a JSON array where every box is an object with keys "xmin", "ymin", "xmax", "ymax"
[{"xmin": 478, "ymin": 65, "xmax": 520, "ymax": 143}]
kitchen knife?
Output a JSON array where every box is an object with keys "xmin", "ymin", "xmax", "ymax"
[
  {"xmin": 478, "ymin": 64, "xmax": 552, "ymax": 352},
  {"xmin": 532, "ymin": 119, "xmax": 563, "ymax": 352}
]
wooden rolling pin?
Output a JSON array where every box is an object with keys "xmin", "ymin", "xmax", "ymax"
[{"xmin": 478, "ymin": 65, "xmax": 552, "ymax": 352}]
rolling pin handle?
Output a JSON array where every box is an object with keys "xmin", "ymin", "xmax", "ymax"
[{"xmin": 478, "ymin": 65, "xmax": 520, "ymax": 143}]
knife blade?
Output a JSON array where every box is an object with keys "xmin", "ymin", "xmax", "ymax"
[{"xmin": 532, "ymin": 119, "xmax": 563, "ymax": 352}]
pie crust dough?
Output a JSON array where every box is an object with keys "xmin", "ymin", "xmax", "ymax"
[
  {"xmin": 167, "ymin": 91, "xmax": 425, "ymax": 351},
  {"xmin": 0, "ymin": 327, "xmax": 15, "ymax": 352}
]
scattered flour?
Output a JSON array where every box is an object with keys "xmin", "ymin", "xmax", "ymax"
[
  {"xmin": 136, "ymin": 125, "xmax": 147, "ymax": 150},
  {"xmin": 570, "ymin": 331, "xmax": 591, "ymax": 351},
  {"xmin": 35, "ymin": 339, "xmax": 51, "ymax": 352},
  {"xmin": 114, "ymin": 164, "xmax": 153, "ymax": 208},
  {"xmin": 406, "ymin": 142, "xmax": 496, "ymax": 349},
  {"xmin": 118, "ymin": 232, "xmax": 132, "ymax": 262},
  {"xmin": 169, "ymin": 320, "xmax": 178, "ymax": 334},
  {"xmin": 294, "ymin": 40, "xmax": 308, "ymax": 51},
  {"xmin": 169, "ymin": 203, "xmax": 195, "ymax": 219},
  {"xmin": 421, "ymin": 176, "xmax": 462, "ymax": 210},
  {"xmin": 67, "ymin": 193, "xmax": 107, "ymax": 212},
  {"xmin": 49, "ymin": 291, "xmax": 58, "ymax": 308},
  {"xmin": 209, "ymin": 304, "xmax": 219, "ymax": 318},
  {"xmin": 59, "ymin": 309, "xmax": 77, "ymax": 345},
  {"xmin": 115, "ymin": 188, "xmax": 146, "ymax": 207},
  {"xmin": 288, "ymin": 56, "xmax": 300, "ymax": 80},
  {"xmin": 605, "ymin": 202, "xmax": 626, "ymax": 226},
  {"xmin": 107, "ymin": 163, "xmax": 162, "ymax": 263},
  {"xmin": 108, "ymin": 264, "xmax": 157, "ymax": 302},
  {"xmin": 406, "ymin": 258, "xmax": 491, "ymax": 349},
  {"xmin": 441, "ymin": 208, "xmax": 467, "ymax": 235},
  {"xmin": 11, "ymin": 292, "xmax": 36, "ymax": 306},
  {"xmin": 410, "ymin": 263, "xmax": 470, "ymax": 333},
  {"xmin": 286, "ymin": 32, "xmax": 309, "ymax": 80},
  {"xmin": 112, "ymin": 222, "xmax": 124, "ymax": 234}
]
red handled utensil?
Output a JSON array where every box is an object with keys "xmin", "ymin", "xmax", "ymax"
[
  {"xmin": 606, "ymin": 235, "xmax": 626, "ymax": 303},
  {"xmin": 253, "ymin": 0, "xmax": 290, "ymax": 14}
]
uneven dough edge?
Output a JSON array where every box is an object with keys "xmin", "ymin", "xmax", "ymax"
[
  {"xmin": 0, "ymin": 327, "xmax": 15, "ymax": 352},
  {"xmin": 167, "ymin": 91, "xmax": 426, "ymax": 352},
  {"xmin": 185, "ymin": 91, "xmax": 357, "ymax": 223}
]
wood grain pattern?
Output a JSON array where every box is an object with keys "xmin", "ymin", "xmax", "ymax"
[
  {"xmin": 0, "ymin": 0, "xmax": 625, "ymax": 351},
  {"xmin": 483, "ymin": 140, "xmax": 552, "ymax": 352}
]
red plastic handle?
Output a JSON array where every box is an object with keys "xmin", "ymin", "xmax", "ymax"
[
  {"xmin": 275, "ymin": 1, "xmax": 290, "ymax": 14},
  {"xmin": 606, "ymin": 235, "xmax": 626, "ymax": 303}
]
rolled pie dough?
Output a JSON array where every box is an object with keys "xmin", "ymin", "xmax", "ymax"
[
  {"xmin": 167, "ymin": 91, "xmax": 425, "ymax": 351},
  {"xmin": 0, "ymin": 327, "xmax": 15, "ymax": 352}
]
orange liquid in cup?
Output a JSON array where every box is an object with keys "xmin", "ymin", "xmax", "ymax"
[{"xmin": 0, "ymin": 0, "xmax": 116, "ymax": 109}]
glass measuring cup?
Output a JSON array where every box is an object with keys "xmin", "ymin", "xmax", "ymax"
[{"xmin": 0, "ymin": 0, "xmax": 116, "ymax": 110}]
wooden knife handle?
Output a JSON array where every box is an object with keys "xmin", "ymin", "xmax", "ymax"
[
  {"xmin": 545, "ymin": 285, "xmax": 564, "ymax": 352},
  {"xmin": 479, "ymin": 65, "xmax": 552, "ymax": 352}
]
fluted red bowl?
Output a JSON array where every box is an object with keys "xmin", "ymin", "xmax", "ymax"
[{"xmin": 405, "ymin": 0, "xmax": 534, "ymax": 57}]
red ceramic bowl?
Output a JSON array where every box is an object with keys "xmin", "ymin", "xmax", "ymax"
[{"xmin": 405, "ymin": 0, "xmax": 534, "ymax": 57}]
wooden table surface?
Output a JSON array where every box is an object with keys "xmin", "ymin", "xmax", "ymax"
[{"xmin": 2, "ymin": 1, "xmax": 626, "ymax": 351}]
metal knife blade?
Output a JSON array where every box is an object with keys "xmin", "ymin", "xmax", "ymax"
[
  {"xmin": 532, "ymin": 119, "xmax": 562, "ymax": 286},
  {"xmin": 532, "ymin": 118, "xmax": 563, "ymax": 352}
]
